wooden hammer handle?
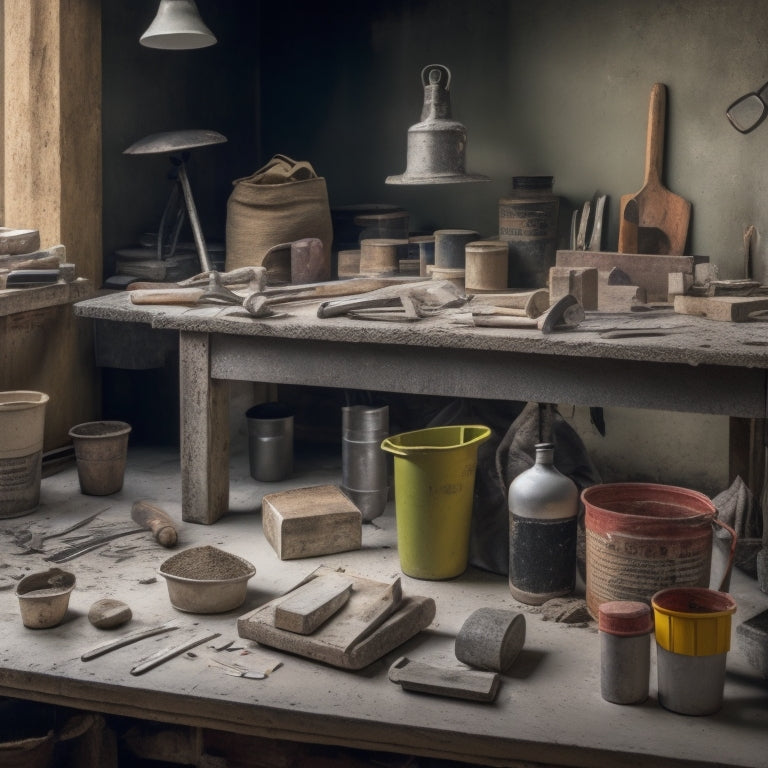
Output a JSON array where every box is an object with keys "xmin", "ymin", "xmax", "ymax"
[{"xmin": 131, "ymin": 500, "xmax": 178, "ymax": 548}]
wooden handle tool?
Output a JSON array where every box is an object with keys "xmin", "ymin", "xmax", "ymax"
[{"xmin": 131, "ymin": 500, "xmax": 178, "ymax": 548}]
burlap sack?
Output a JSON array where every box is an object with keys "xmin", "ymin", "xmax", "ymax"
[{"xmin": 225, "ymin": 154, "xmax": 333, "ymax": 272}]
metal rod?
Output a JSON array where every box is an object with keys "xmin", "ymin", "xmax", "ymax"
[
  {"xmin": 177, "ymin": 160, "xmax": 213, "ymax": 274},
  {"xmin": 130, "ymin": 631, "xmax": 220, "ymax": 676},
  {"xmin": 81, "ymin": 621, "xmax": 180, "ymax": 661}
]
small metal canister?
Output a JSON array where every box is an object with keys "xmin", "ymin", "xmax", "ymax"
[
  {"xmin": 434, "ymin": 229, "xmax": 480, "ymax": 269},
  {"xmin": 341, "ymin": 404, "xmax": 389, "ymax": 522},
  {"xmin": 464, "ymin": 240, "xmax": 509, "ymax": 292},
  {"xmin": 499, "ymin": 176, "xmax": 559, "ymax": 289},
  {"xmin": 598, "ymin": 600, "xmax": 653, "ymax": 705}
]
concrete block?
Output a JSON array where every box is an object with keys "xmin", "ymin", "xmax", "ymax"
[{"xmin": 262, "ymin": 485, "xmax": 362, "ymax": 560}]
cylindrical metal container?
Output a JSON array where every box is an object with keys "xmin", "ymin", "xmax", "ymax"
[
  {"xmin": 354, "ymin": 210, "xmax": 410, "ymax": 241},
  {"xmin": 359, "ymin": 238, "xmax": 408, "ymax": 276},
  {"xmin": 652, "ymin": 587, "xmax": 737, "ymax": 715},
  {"xmin": 499, "ymin": 176, "xmax": 559, "ymax": 289},
  {"xmin": 581, "ymin": 483, "xmax": 736, "ymax": 620},
  {"xmin": 508, "ymin": 442, "xmax": 578, "ymax": 605},
  {"xmin": 599, "ymin": 601, "xmax": 653, "ymax": 704},
  {"xmin": 434, "ymin": 229, "xmax": 480, "ymax": 269},
  {"xmin": 0, "ymin": 391, "xmax": 49, "ymax": 517},
  {"xmin": 341, "ymin": 404, "xmax": 389, "ymax": 522},
  {"xmin": 246, "ymin": 402, "xmax": 293, "ymax": 482},
  {"xmin": 464, "ymin": 240, "xmax": 509, "ymax": 293}
]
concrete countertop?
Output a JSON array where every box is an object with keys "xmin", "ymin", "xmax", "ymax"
[
  {"xmin": 73, "ymin": 290, "xmax": 768, "ymax": 370},
  {"xmin": 0, "ymin": 445, "xmax": 766, "ymax": 768}
]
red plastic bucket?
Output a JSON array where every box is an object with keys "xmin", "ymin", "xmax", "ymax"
[{"xmin": 582, "ymin": 483, "xmax": 736, "ymax": 620}]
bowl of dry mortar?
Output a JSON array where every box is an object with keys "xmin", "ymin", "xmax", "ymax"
[{"xmin": 159, "ymin": 545, "xmax": 256, "ymax": 614}]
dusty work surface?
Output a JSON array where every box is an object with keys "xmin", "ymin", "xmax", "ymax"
[
  {"xmin": 0, "ymin": 446, "xmax": 766, "ymax": 768},
  {"xmin": 74, "ymin": 290, "xmax": 768, "ymax": 370}
]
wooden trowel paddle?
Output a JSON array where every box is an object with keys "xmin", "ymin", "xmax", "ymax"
[{"xmin": 618, "ymin": 83, "xmax": 691, "ymax": 255}]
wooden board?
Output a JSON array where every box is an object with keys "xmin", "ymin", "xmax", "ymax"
[
  {"xmin": 261, "ymin": 485, "xmax": 362, "ymax": 560},
  {"xmin": 556, "ymin": 250, "xmax": 698, "ymax": 302},
  {"xmin": 237, "ymin": 566, "xmax": 435, "ymax": 670},
  {"xmin": 274, "ymin": 572, "xmax": 353, "ymax": 634},
  {"xmin": 618, "ymin": 83, "xmax": 691, "ymax": 255},
  {"xmin": 674, "ymin": 295, "xmax": 768, "ymax": 322},
  {"xmin": 388, "ymin": 657, "xmax": 501, "ymax": 702}
]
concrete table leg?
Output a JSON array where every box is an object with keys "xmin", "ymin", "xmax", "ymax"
[{"xmin": 179, "ymin": 331, "xmax": 229, "ymax": 524}]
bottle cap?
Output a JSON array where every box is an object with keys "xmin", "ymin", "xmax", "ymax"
[{"xmin": 598, "ymin": 601, "xmax": 653, "ymax": 636}]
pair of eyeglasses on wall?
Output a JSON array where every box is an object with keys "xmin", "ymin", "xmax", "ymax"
[{"xmin": 727, "ymin": 80, "xmax": 768, "ymax": 133}]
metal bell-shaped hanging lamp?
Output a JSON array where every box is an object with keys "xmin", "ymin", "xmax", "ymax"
[
  {"xmin": 140, "ymin": 0, "xmax": 217, "ymax": 50},
  {"xmin": 386, "ymin": 64, "xmax": 490, "ymax": 185}
]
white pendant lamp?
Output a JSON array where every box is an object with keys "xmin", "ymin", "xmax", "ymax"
[{"xmin": 140, "ymin": 0, "xmax": 217, "ymax": 50}]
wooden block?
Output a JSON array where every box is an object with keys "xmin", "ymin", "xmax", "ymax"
[
  {"xmin": 388, "ymin": 656, "xmax": 501, "ymax": 702},
  {"xmin": 673, "ymin": 295, "xmax": 768, "ymax": 322},
  {"xmin": 0, "ymin": 227, "xmax": 40, "ymax": 255},
  {"xmin": 549, "ymin": 266, "xmax": 598, "ymax": 310},
  {"xmin": 274, "ymin": 573, "xmax": 353, "ymax": 634},
  {"xmin": 261, "ymin": 485, "xmax": 362, "ymax": 560},
  {"xmin": 596, "ymin": 271, "xmax": 647, "ymax": 311},
  {"xmin": 736, "ymin": 608, "xmax": 768, "ymax": 678},
  {"xmin": 667, "ymin": 271, "xmax": 693, "ymax": 299},
  {"xmin": 556, "ymin": 250, "xmax": 699, "ymax": 302},
  {"xmin": 548, "ymin": 267, "xmax": 572, "ymax": 304}
]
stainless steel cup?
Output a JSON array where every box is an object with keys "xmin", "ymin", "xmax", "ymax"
[
  {"xmin": 341, "ymin": 404, "xmax": 389, "ymax": 522},
  {"xmin": 246, "ymin": 403, "xmax": 293, "ymax": 482}
]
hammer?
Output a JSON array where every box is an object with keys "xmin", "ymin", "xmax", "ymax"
[{"xmin": 131, "ymin": 500, "xmax": 178, "ymax": 548}]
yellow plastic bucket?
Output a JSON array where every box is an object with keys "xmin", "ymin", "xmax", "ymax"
[
  {"xmin": 381, "ymin": 424, "xmax": 491, "ymax": 580},
  {"xmin": 651, "ymin": 587, "xmax": 736, "ymax": 656}
]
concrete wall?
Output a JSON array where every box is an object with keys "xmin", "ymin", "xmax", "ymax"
[{"xmin": 102, "ymin": 0, "xmax": 768, "ymax": 493}]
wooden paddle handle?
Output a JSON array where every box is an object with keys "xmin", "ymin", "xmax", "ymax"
[
  {"xmin": 130, "ymin": 288, "xmax": 203, "ymax": 305},
  {"xmin": 131, "ymin": 500, "xmax": 178, "ymax": 548},
  {"xmin": 644, "ymin": 83, "xmax": 666, "ymax": 186}
]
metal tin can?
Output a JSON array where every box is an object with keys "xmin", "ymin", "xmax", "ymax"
[
  {"xmin": 598, "ymin": 601, "xmax": 653, "ymax": 704},
  {"xmin": 499, "ymin": 176, "xmax": 559, "ymax": 289}
]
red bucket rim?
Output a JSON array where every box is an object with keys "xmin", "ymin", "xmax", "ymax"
[{"xmin": 581, "ymin": 482, "xmax": 715, "ymax": 522}]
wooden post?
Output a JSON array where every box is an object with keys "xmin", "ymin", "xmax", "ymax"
[{"xmin": 3, "ymin": 0, "xmax": 102, "ymax": 286}]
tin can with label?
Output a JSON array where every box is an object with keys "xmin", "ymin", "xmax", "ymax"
[{"xmin": 499, "ymin": 176, "xmax": 559, "ymax": 289}]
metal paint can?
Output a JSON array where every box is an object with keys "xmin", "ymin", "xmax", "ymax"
[
  {"xmin": 499, "ymin": 176, "xmax": 559, "ymax": 289},
  {"xmin": 599, "ymin": 601, "xmax": 653, "ymax": 704}
]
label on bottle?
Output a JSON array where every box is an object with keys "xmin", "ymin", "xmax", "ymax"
[{"xmin": 509, "ymin": 515, "xmax": 577, "ymax": 597}]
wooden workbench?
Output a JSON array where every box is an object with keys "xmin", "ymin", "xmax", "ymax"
[
  {"xmin": 0, "ymin": 445, "xmax": 766, "ymax": 768},
  {"xmin": 74, "ymin": 291, "xmax": 768, "ymax": 525}
]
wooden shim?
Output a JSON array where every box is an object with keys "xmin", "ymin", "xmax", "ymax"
[
  {"xmin": 556, "ymin": 250, "xmax": 698, "ymax": 302},
  {"xmin": 274, "ymin": 573, "xmax": 354, "ymax": 635},
  {"xmin": 674, "ymin": 295, "xmax": 768, "ymax": 322},
  {"xmin": 388, "ymin": 657, "xmax": 501, "ymax": 702}
]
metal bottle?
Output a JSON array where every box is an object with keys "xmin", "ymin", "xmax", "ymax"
[
  {"xmin": 508, "ymin": 442, "xmax": 578, "ymax": 605},
  {"xmin": 340, "ymin": 404, "xmax": 389, "ymax": 522}
]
